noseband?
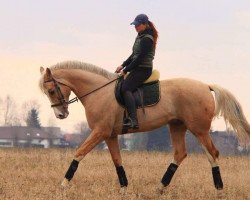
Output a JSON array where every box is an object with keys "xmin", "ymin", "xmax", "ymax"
[{"xmin": 44, "ymin": 76, "xmax": 120, "ymax": 108}]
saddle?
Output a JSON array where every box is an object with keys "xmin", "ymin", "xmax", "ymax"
[{"xmin": 115, "ymin": 69, "xmax": 161, "ymax": 109}]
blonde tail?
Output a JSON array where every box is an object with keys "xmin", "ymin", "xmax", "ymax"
[{"xmin": 209, "ymin": 84, "xmax": 250, "ymax": 145}]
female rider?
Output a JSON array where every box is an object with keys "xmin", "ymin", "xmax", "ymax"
[{"xmin": 116, "ymin": 14, "xmax": 158, "ymax": 129}]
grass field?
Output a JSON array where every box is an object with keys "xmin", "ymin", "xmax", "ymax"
[{"xmin": 0, "ymin": 148, "xmax": 249, "ymax": 200}]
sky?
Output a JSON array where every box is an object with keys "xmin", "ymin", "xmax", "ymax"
[{"xmin": 0, "ymin": 0, "xmax": 249, "ymax": 133}]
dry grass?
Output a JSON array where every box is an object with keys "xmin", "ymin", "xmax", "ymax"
[{"xmin": 0, "ymin": 148, "xmax": 249, "ymax": 200}]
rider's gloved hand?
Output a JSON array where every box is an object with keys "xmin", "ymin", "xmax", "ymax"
[{"xmin": 115, "ymin": 65, "xmax": 123, "ymax": 73}]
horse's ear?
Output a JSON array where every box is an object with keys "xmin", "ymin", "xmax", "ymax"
[
  {"xmin": 44, "ymin": 68, "xmax": 52, "ymax": 79},
  {"xmin": 40, "ymin": 66, "xmax": 44, "ymax": 74}
]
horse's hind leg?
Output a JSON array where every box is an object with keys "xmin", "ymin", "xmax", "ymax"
[
  {"xmin": 105, "ymin": 135, "xmax": 128, "ymax": 194},
  {"xmin": 159, "ymin": 121, "xmax": 187, "ymax": 192},
  {"xmin": 196, "ymin": 132, "xmax": 223, "ymax": 190}
]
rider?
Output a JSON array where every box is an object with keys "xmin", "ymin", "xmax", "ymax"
[{"xmin": 116, "ymin": 14, "xmax": 158, "ymax": 129}]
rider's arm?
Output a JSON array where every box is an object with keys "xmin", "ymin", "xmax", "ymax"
[
  {"xmin": 123, "ymin": 37, "xmax": 153, "ymax": 73},
  {"xmin": 121, "ymin": 54, "xmax": 133, "ymax": 68}
]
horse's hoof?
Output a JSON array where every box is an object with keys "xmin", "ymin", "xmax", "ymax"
[
  {"xmin": 119, "ymin": 186, "xmax": 127, "ymax": 196},
  {"xmin": 61, "ymin": 178, "xmax": 69, "ymax": 188}
]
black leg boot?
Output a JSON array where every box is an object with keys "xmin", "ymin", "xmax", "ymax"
[{"xmin": 122, "ymin": 91, "xmax": 139, "ymax": 129}]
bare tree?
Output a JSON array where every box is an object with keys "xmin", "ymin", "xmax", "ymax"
[{"xmin": 0, "ymin": 95, "xmax": 21, "ymax": 126}]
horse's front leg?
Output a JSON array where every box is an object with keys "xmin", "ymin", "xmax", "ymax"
[
  {"xmin": 61, "ymin": 128, "xmax": 109, "ymax": 187},
  {"xmin": 105, "ymin": 135, "xmax": 128, "ymax": 194}
]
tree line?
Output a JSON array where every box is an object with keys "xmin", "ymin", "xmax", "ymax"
[{"xmin": 0, "ymin": 95, "xmax": 41, "ymax": 129}]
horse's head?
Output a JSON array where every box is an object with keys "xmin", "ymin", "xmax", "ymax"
[{"xmin": 40, "ymin": 67, "xmax": 71, "ymax": 119}]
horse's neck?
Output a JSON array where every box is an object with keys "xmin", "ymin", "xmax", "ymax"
[{"xmin": 54, "ymin": 69, "xmax": 112, "ymax": 106}]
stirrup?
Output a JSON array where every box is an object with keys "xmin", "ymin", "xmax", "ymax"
[{"xmin": 123, "ymin": 117, "xmax": 139, "ymax": 129}]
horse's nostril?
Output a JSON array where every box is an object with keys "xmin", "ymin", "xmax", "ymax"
[{"xmin": 59, "ymin": 114, "xmax": 64, "ymax": 118}]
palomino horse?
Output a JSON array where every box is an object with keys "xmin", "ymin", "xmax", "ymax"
[{"xmin": 39, "ymin": 61, "xmax": 250, "ymax": 193}]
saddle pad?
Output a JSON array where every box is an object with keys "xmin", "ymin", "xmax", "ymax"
[
  {"xmin": 124, "ymin": 69, "xmax": 160, "ymax": 83},
  {"xmin": 115, "ymin": 78, "xmax": 161, "ymax": 109}
]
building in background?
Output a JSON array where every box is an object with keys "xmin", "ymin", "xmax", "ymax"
[
  {"xmin": 0, "ymin": 126, "xmax": 68, "ymax": 148},
  {"xmin": 0, "ymin": 126, "xmax": 248, "ymax": 154}
]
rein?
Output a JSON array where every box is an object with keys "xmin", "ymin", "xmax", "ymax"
[{"xmin": 44, "ymin": 76, "xmax": 120, "ymax": 108}]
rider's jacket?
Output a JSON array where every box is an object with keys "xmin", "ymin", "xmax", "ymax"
[{"xmin": 122, "ymin": 28, "xmax": 155, "ymax": 73}]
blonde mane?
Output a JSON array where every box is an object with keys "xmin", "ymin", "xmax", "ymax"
[{"xmin": 50, "ymin": 61, "xmax": 117, "ymax": 80}]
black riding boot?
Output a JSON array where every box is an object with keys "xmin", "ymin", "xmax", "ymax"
[{"xmin": 122, "ymin": 91, "xmax": 139, "ymax": 129}]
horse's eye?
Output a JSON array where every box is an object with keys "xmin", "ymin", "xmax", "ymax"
[{"xmin": 48, "ymin": 90, "xmax": 55, "ymax": 95}]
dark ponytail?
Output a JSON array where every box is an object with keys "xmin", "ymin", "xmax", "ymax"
[{"xmin": 147, "ymin": 20, "xmax": 158, "ymax": 49}]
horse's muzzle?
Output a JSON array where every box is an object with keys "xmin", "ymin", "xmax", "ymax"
[{"xmin": 55, "ymin": 110, "xmax": 69, "ymax": 119}]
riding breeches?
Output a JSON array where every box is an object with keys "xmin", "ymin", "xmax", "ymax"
[
  {"xmin": 121, "ymin": 67, "xmax": 152, "ymax": 93},
  {"xmin": 121, "ymin": 67, "xmax": 152, "ymax": 117}
]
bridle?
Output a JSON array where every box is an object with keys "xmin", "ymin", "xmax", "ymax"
[
  {"xmin": 44, "ymin": 78, "xmax": 71, "ymax": 108},
  {"xmin": 44, "ymin": 76, "xmax": 120, "ymax": 108}
]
